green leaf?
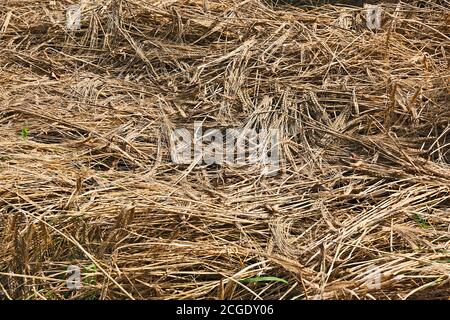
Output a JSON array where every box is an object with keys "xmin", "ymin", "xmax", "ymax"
[
  {"xmin": 240, "ymin": 276, "xmax": 288, "ymax": 285},
  {"xmin": 85, "ymin": 263, "xmax": 97, "ymax": 273},
  {"xmin": 83, "ymin": 263, "xmax": 97, "ymax": 285},
  {"xmin": 434, "ymin": 258, "xmax": 450, "ymax": 263},
  {"xmin": 20, "ymin": 127, "xmax": 29, "ymax": 139},
  {"xmin": 413, "ymin": 213, "xmax": 430, "ymax": 229}
]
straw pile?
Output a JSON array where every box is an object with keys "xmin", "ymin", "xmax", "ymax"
[{"xmin": 0, "ymin": 0, "xmax": 449, "ymax": 300}]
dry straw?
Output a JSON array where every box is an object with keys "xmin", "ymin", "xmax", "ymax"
[{"xmin": 0, "ymin": 0, "xmax": 449, "ymax": 299}]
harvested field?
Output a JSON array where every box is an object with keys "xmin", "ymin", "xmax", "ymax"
[{"xmin": 0, "ymin": 0, "xmax": 449, "ymax": 300}]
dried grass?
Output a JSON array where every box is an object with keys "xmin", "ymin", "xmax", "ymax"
[{"xmin": 0, "ymin": 0, "xmax": 449, "ymax": 300}]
